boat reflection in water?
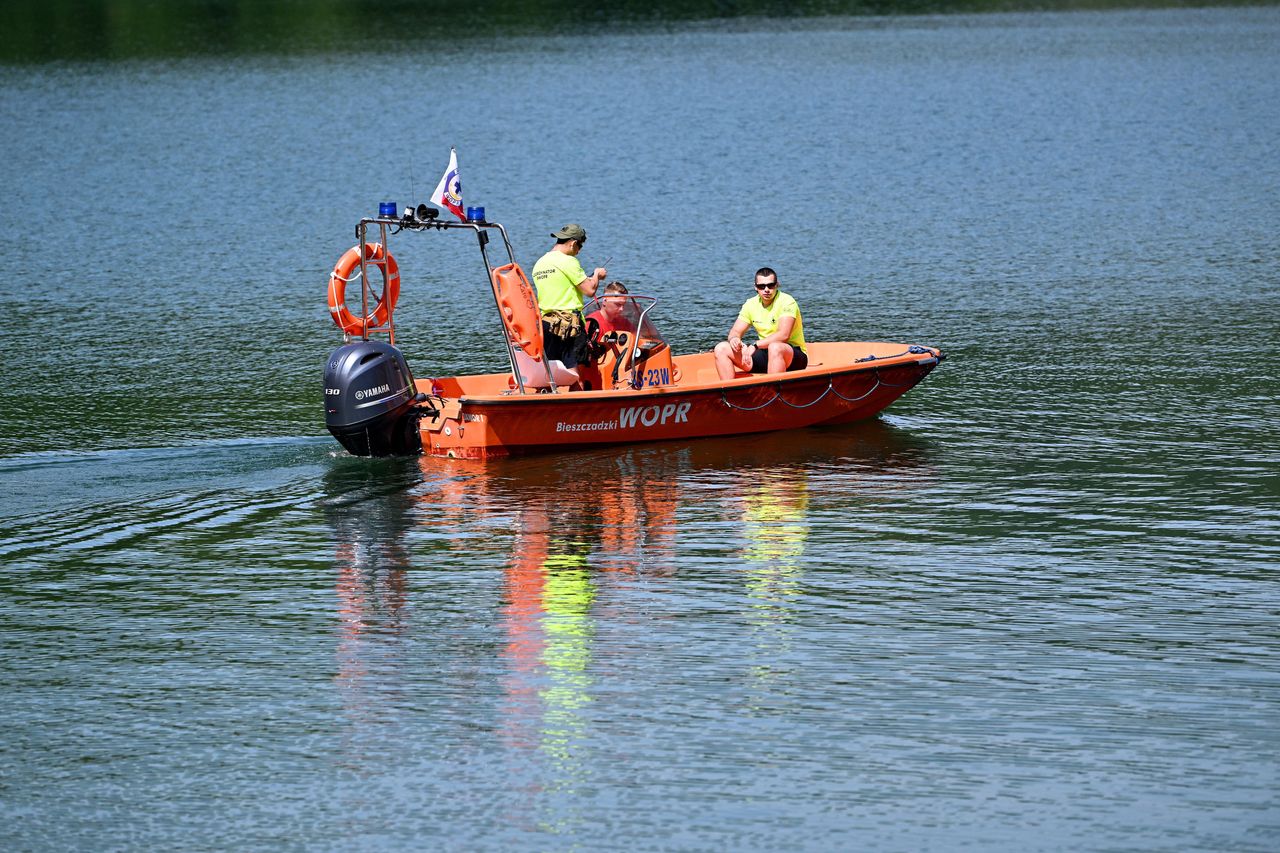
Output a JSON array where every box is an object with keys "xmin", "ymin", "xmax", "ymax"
[
  {"xmin": 323, "ymin": 459, "xmax": 422, "ymax": 772},
  {"xmin": 425, "ymin": 448, "xmax": 684, "ymax": 837},
  {"xmin": 321, "ymin": 418, "xmax": 934, "ymax": 831},
  {"xmin": 500, "ymin": 503, "xmax": 597, "ymax": 837},
  {"xmin": 740, "ymin": 473, "xmax": 810, "ymax": 705}
]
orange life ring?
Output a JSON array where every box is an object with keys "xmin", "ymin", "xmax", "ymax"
[
  {"xmin": 328, "ymin": 243, "xmax": 400, "ymax": 335},
  {"xmin": 491, "ymin": 263, "xmax": 544, "ymax": 360}
]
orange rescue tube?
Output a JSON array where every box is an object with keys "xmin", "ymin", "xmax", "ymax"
[
  {"xmin": 491, "ymin": 262, "xmax": 543, "ymax": 359},
  {"xmin": 328, "ymin": 243, "xmax": 400, "ymax": 335}
]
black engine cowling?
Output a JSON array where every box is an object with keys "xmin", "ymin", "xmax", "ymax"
[{"xmin": 323, "ymin": 341, "xmax": 422, "ymax": 456}]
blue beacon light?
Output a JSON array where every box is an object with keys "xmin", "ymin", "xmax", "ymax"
[
  {"xmin": 466, "ymin": 206, "xmax": 485, "ymax": 223},
  {"xmin": 378, "ymin": 201, "xmax": 397, "ymax": 218}
]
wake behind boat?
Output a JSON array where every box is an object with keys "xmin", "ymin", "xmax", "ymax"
[{"xmin": 322, "ymin": 208, "xmax": 944, "ymax": 459}]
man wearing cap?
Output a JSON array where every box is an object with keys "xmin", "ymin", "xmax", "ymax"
[{"xmin": 531, "ymin": 223, "xmax": 607, "ymax": 371}]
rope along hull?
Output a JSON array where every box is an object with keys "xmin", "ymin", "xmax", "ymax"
[{"xmin": 419, "ymin": 346, "xmax": 940, "ymax": 459}]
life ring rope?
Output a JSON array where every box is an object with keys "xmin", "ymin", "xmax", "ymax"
[{"xmin": 328, "ymin": 242, "xmax": 400, "ymax": 336}]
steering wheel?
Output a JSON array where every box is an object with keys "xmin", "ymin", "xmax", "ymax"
[{"xmin": 583, "ymin": 316, "xmax": 606, "ymax": 361}]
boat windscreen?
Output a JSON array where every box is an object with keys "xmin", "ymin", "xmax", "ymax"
[{"xmin": 583, "ymin": 295, "xmax": 664, "ymax": 342}]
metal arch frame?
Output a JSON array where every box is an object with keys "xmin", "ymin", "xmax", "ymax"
[{"xmin": 351, "ymin": 215, "xmax": 554, "ymax": 394}]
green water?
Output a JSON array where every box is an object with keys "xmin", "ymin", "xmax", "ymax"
[{"xmin": 3, "ymin": 0, "xmax": 1267, "ymax": 62}]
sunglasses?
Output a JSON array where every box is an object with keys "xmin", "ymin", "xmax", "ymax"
[{"xmin": 755, "ymin": 281, "xmax": 777, "ymax": 290}]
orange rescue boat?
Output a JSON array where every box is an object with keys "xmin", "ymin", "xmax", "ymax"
[{"xmin": 322, "ymin": 211, "xmax": 944, "ymax": 459}]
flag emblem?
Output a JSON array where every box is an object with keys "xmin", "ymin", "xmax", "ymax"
[{"xmin": 431, "ymin": 148, "xmax": 465, "ymax": 221}]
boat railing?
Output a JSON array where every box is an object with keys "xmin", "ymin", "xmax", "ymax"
[
  {"xmin": 350, "ymin": 212, "xmax": 536, "ymax": 388},
  {"xmin": 622, "ymin": 297, "xmax": 662, "ymax": 380}
]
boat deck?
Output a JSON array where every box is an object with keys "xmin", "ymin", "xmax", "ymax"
[{"xmin": 419, "ymin": 341, "xmax": 939, "ymax": 401}]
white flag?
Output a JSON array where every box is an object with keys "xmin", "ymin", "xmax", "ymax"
[{"xmin": 430, "ymin": 148, "xmax": 464, "ymax": 221}]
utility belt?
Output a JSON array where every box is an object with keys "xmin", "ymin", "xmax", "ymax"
[{"xmin": 541, "ymin": 309, "xmax": 583, "ymax": 338}]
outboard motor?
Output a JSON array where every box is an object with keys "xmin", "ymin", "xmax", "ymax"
[{"xmin": 323, "ymin": 341, "xmax": 422, "ymax": 456}]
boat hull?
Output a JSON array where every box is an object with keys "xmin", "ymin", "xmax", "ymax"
[{"xmin": 416, "ymin": 342, "xmax": 942, "ymax": 459}]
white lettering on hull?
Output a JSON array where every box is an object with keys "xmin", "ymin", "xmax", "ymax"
[
  {"xmin": 555, "ymin": 419, "xmax": 619, "ymax": 433},
  {"xmin": 618, "ymin": 401, "xmax": 691, "ymax": 429},
  {"xmin": 553, "ymin": 401, "xmax": 692, "ymax": 434}
]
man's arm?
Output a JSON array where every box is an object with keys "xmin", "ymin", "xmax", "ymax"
[
  {"xmin": 576, "ymin": 268, "xmax": 607, "ymax": 299},
  {"xmin": 727, "ymin": 318, "xmax": 751, "ymax": 354}
]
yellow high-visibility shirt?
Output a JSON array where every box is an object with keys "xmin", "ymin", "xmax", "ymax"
[
  {"xmin": 737, "ymin": 291, "xmax": 806, "ymax": 352},
  {"xmin": 532, "ymin": 250, "xmax": 589, "ymax": 313}
]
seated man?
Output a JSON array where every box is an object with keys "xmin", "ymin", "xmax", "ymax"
[
  {"xmin": 586, "ymin": 281, "xmax": 638, "ymax": 336},
  {"xmin": 714, "ymin": 267, "xmax": 808, "ymax": 380}
]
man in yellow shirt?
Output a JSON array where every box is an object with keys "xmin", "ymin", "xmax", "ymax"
[
  {"xmin": 531, "ymin": 223, "xmax": 607, "ymax": 369},
  {"xmin": 714, "ymin": 267, "xmax": 808, "ymax": 380}
]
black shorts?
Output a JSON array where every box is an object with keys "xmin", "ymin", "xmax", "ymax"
[
  {"xmin": 750, "ymin": 344, "xmax": 808, "ymax": 373},
  {"xmin": 542, "ymin": 320, "xmax": 589, "ymax": 369}
]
